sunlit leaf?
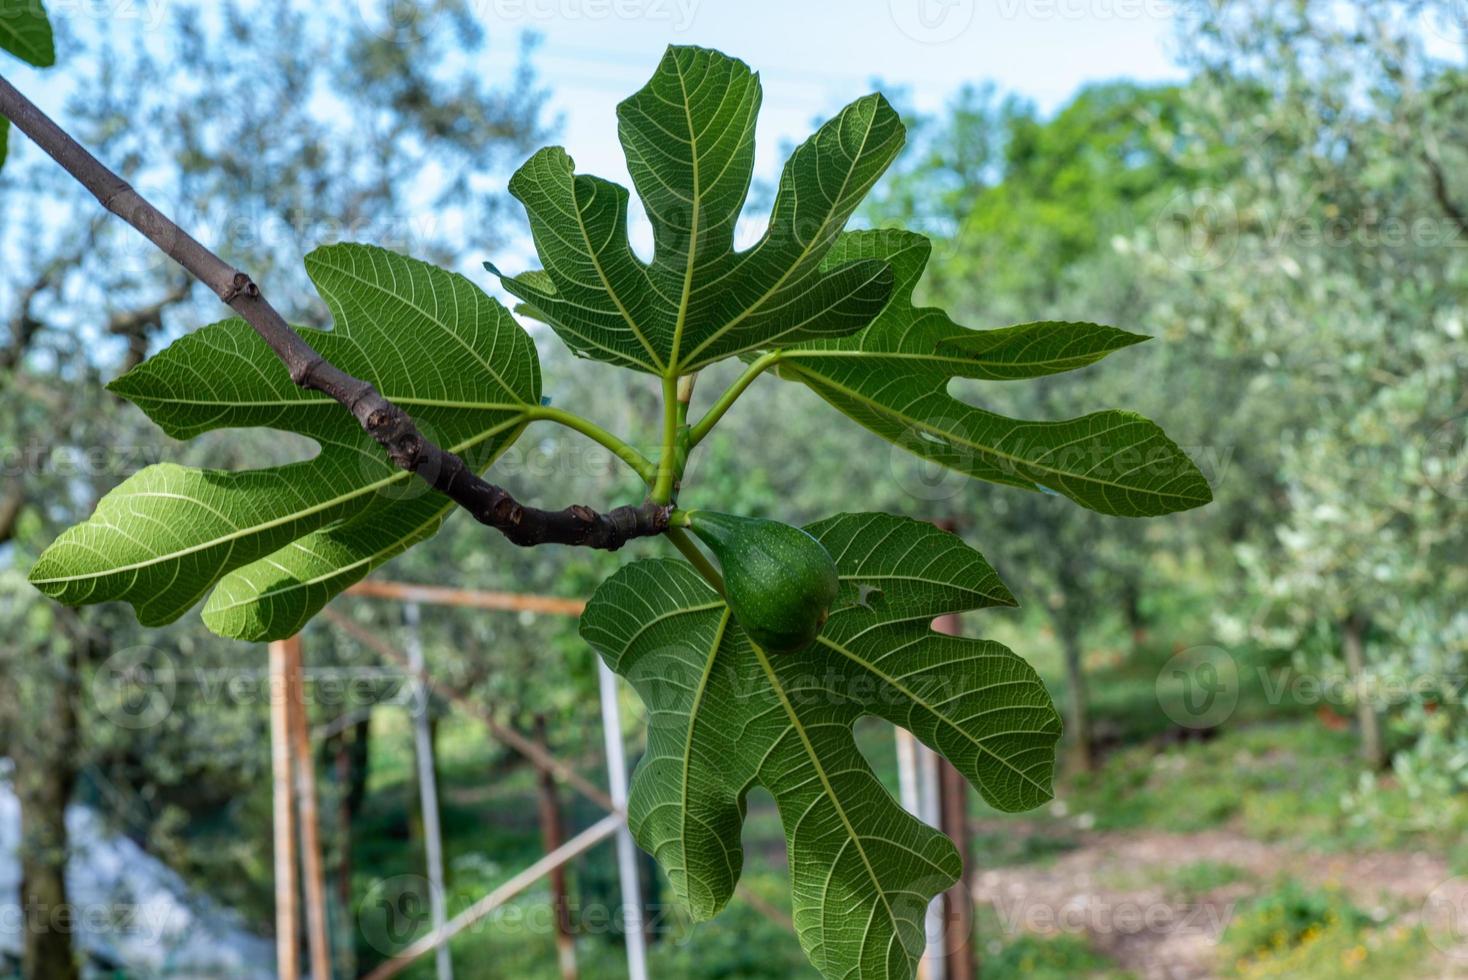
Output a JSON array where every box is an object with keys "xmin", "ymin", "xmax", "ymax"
[
  {"xmin": 30, "ymin": 245, "xmax": 539, "ymax": 639},
  {"xmin": 774, "ymin": 229, "xmax": 1213, "ymax": 517},
  {"xmin": 492, "ymin": 45, "xmax": 905, "ymax": 375},
  {"xmin": 0, "ymin": 0, "xmax": 54, "ymax": 68},
  {"xmin": 582, "ymin": 513, "xmax": 1059, "ymax": 980}
]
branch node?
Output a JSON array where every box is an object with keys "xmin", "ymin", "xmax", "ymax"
[
  {"xmin": 290, "ymin": 354, "xmax": 326, "ymax": 388},
  {"xmin": 221, "ymin": 271, "xmax": 260, "ymax": 304}
]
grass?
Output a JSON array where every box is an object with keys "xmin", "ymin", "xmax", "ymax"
[
  {"xmin": 1166, "ymin": 860, "xmax": 1254, "ymax": 899},
  {"xmin": 1220, "ymin": 881, "xmax": 1427, "ymax": 978},
  {"xmin": 980, "ymin": 933, "xmax": 1133, "ymax": 979}
]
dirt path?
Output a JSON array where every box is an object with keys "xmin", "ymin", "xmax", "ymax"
[{"xmin": 969, "ymin": 825, "xmax": 1468, "ymax": 978}]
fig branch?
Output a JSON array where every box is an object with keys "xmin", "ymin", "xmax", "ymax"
[{"xmin": 0, "ymin": 73, "xmax": 668, "ymax": 551}]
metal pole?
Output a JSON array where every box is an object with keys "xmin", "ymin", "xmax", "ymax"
[
  {"xmin": 405, "ymin": 602, "xmax": 453, "ymax": 980},
  {"xmin": 895, "ymin": 728, "xmax": 945, "ymax": 980},
  {"xmin": 269, "ymin": 640, "xmax": 301, "ymax": 980},
  {"xmin": 597, "ymin": 660, "xmax": 648, "ymax": 980}
]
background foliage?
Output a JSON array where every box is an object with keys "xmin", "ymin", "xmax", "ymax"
[{"xmin": 1, "ymin": 0, "xmax": 1466, "ymax": 978}]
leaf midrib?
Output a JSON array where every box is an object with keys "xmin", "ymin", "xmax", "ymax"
[
  {"xmin": 205, "ymin": 501, "xmax": 454, "ymax": 613},
  {"xmin": 750, "ymin": 640, "xmax": 898, "ymax": 935},
  {"xmin": 680, "ymin": 97, "xmax": 885, "ymax": 368},
  {"xmin": 679, "ymin": 607, "xmax": 732, "ymax": 903},
  {"xmin": 813, "ymin": 631, "xmax": 1051, "ymax": 798},
  {"xmin": 31, "ymin": 416, "xmax": 529, "ymax": 585},
  {"xmin": 568, "ymin": 177, "xmax": 664, "ymax": 372},
  {"xmin": 781, "ymin": 360, "xmax": 1205, "ymax": 505},
  {"xmin": 666, "ymin": 54, "xmax": 702, "ymax": 373},
  {"xmin": 309, "ymin": 252, "xmax": 531, "ymax": 401},
  {"xmin": 121, "ymin": 394, "xmax": 528, "ymax": 412},
  {"xmin": 781, "ymin": 346, "xmax": 1120, "ymax": 374}
]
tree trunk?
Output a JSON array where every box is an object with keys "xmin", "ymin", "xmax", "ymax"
[
  {"xmin": 534, "ymin": 715, "xmax": 578, "ymax": 980},
  {"xmin": 15, "ymin": 642, "xmax": 81, "ymax": 980},
  {"xmin": 346, "ymin": 714, "xmax": 371, "ymax": 819},
  {"xmin": 1342, "ymin": 613, "xmax": 1385, "ymax": 769},
  {"xmin": 1059, "ymin": 625, "xmax": 1094, "ymax": 773},
  {"xmin": 1121, "ymin": 576, "xmax": 1147, "ymax": 657}
]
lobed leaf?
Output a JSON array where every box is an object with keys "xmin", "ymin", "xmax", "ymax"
[
  {"xmin": 30, "ymin": 245, "xmax": 539, "ymax": 640},
  {"xmin": 493, "ymin": 45, "xmax": 905, "ymax": 375},
  {"xmin": 581, "ymin": 513, "xmax": 1059, "ymax": 980},
  {"xmin": 773, "ymin": 229, "xmax": 1213, "ymax": 517}
]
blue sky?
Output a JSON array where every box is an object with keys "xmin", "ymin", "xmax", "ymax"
[
  {"xmin": 486, "ymin": 0, "xmax": 1184, "ymax": 190},
  {"xmin": 5, "ymin": 1, "xmax": 1186, "ymax": 297}
]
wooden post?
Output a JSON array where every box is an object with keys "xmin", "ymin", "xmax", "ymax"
[
  {"xmin": 333, "ymin": 733, "xmax": 357, "ymax": 980},
  {"xmin": 285, "ymin": 636, "xmax": 332, "ymax": 980},
  {"xmin": 405, "ymin": 602, "xmax": 454, "ymax": 980},
  {"xmin": 597, "ymin": 660, "xmax": 648, "ymax": 980},
  {"xmin": 269, "ymin": 639, "xmax": 301, "ymax": 980},
  {"xmin": 934, "ymin": 611, "xmax": 976, "ymax": 980},
  {"xmin": 535, "ymin": 714, "xmax": 579, "ymax": 980}
]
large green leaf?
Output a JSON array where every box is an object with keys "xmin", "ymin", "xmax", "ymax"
[
  {"xmin": 774, "ymin": 229, "xmax": 1213, "ymax": 517},
  {"xmin": 581, "ymin": 513, "xmax": 1059, "ymax": 980},
  {"xmin": 492, "ymin": 45, "xmax": 905, "ymax": 376},
  {"xmin": 30, "ymin": 244, "xmax": 540, "ymax": 640},
  {"xmin": 0, "ymin": 0, "xmax": 54, "ymax": 67}
]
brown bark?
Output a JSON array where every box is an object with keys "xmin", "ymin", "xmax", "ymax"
[
  {"xmin": 14, "ymin": 641, "xmax": 80, "ymax": 980},
  {"xmin": 534, "ymin": 715, "xmax": 578, "ymax": 980},
  {"xmin": 1059, "ymin": 625, "xmax": 1094, "ymax": 773}
]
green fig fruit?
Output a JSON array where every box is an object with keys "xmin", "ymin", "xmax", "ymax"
[{"xmin": 687, "ymin": 511, "xmax": 840, "ymax": 654}]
